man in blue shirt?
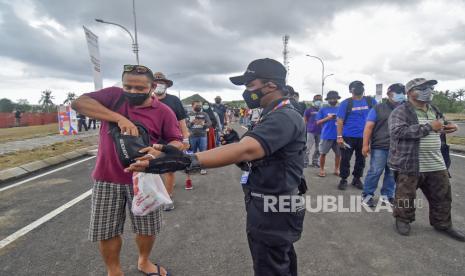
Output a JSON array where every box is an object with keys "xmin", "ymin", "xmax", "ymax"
[
  {"xmin": 316, "ymin": 91, "xmax": 341, "ymax": 177},
  {"xmin": 336, "ymin": 81, "xmax": 377, "ymax": 190},
  {"xmin": 361, "ymin": 84, "xmax": 405, "ymax": 207}
]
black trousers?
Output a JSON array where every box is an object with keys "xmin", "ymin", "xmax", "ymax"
[
  {"xmin": 78, "ymin": 119, "xmax": 88, "ymax": 132},
  {"xmin": 248, "ymin": 234, "xmax": 298, "ymax": 276},
  {"xmin": 340, "ymin": 137, "xmax": 365, "ymax": 179},
  {"xmin": 88, "ymin": 119, "xmax": 96, "ymax": 129}
]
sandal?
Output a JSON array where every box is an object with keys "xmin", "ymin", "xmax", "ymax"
[
  {"xmin": 318, "ymin": 171, "xmax": 326, "ymax": 177},
  {"xmin": 139, "ymin": 263, "xmax": 170, "ymax": 276}
]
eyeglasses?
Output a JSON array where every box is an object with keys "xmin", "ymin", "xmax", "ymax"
[{"xmin": 123, "ymin": 64, "xmax": 150, "ymax": 73}]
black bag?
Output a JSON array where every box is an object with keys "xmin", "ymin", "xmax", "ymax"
[
  {"xmin": 108, "ymin": 95, "xmax": 151, "ymax": 167},
  {"xmin": 431, "ymin": 105, "xmax": 451, "ymax": 176}
]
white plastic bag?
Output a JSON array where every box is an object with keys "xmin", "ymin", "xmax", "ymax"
[{"xmin": 131, "ymin": 172, "xmax": 172, "ymax": 216}]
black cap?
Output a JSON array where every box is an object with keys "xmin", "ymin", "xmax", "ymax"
[
  {"xmin": 230, "ymin": 58, "xmax": 287, "ymax": 86},
  {"xmin": 325, "ymin": 91, "xmax": 341, "ymax": 100},
  {"xmin": 285, "ymin": 85, "xmax": 295, "ymax": 96},
  {"xmin": 387, "ymin": 83, "xmax": 405, "ymax": 94},
  {"xmin": 349, "ymin": 80, "xmax": 364, "ymax": 90}
]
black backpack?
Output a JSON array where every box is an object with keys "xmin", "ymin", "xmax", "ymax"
[
  {"xmin": 108, "ymin": 95, "xmax": 151, "ymax": 167},
  {"xmin": 342, "ymin": 96, "xmax": 375, "ymax": 125}
]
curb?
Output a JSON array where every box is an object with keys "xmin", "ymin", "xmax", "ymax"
[
  {"xmin": 450, "ymin": 144, "xmax": 465, "ymax": 154},
  {"xmin": 0, "ymin": 145, "xmax": 98, "ymax": 184}
]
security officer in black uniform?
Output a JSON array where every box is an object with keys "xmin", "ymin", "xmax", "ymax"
[{"xmin": 125, "ymin": 58, "xmax": 307, "ymax": 276}]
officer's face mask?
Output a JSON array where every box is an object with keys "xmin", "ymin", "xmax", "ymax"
[
  {"xmin": 413, "ymin": 86, "xmax": 434, "ymax": 103},
  {"xmin": 392, "ymin": 93, "xmax": 406, "ymax": 103},
  {"xmin": 352, "ymin": 86, "xmax": 365, "ymax": 96},
  {"xmin": 243, "ymin": 85, "xmax": 266, "ymax": 109},
  {"xmin": 154, "ymin": 83, "xmax": 167, "ymax": 95},
  {"xmin": 328, "ymin": 100, "xmax": 338, "ymax": 106}
]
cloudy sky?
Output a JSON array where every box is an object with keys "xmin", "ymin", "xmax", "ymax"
[{"xmin": 1, "ymin": 0, "xmax": 464, "ymax": 105}]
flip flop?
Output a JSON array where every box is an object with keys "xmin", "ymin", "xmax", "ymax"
[
  {"xmin": 318, "ymin": 171, "xmax": 326, "ymax": 177},
  {"xmin": 139, "ymin": 263, "xmax": 170, "ymax": 276}
]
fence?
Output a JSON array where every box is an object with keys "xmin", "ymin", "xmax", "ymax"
[{"xmin": 0, "ymin": 112, "xmax": 57, "ymax": 128}]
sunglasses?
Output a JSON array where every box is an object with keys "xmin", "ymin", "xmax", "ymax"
[{"xmin": 123, "ymin": 64, "xmax": 151, "ymax": 73}]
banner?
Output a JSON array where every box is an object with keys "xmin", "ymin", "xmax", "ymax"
[
  {"xmin": 83, "ymin": 26, "xmax": 103, "ymax": 90},
  {"xmin": 58, "ymin": 105, "xmax": 78, "ymax": 135},
  {"xmin": 376, "ymin": 83, "xmax": 383, "ymax": 102}
]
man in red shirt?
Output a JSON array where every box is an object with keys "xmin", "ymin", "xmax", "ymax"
[{"xmin": 72, "ymin": 64, "xmax": 182, "ymax": 276}]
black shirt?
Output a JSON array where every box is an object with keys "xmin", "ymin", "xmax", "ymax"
[
  {"xmin": 244, "ymin": 98, "xmax": 307, "ymax": 195},
  {"xmin": 212, "ymin": 103, "xmax": 227, "ymax": 125},
  {"xmin": 159, "ymin": 94, "xmax": 187, "ymax": 121}
]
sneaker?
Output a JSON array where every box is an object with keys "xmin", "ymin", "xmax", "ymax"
[
  {"xmin": 311, "ymin": 162, "xmax": 320, "ymax": 168},
  {"xmin": 163, "ymin": 202, "xmax": 175, "ymax": 211},
  {"xmin": 200, "ymin": 169, "xmax": 207, "ymax": 175},
  {"xmin": 185, "ymin": 179, "xmax": 193, "ymax": 190},
  {"xmin": 338, "ymin": 179, "xmax": 348, "ymax": 190},
  {"xmin": 361, "ymin": 195, "xmax": 376, "ymax": 207},
  {"xmin": 395, "ymin": 219, "xmax": 411, "ymax": 236},
  {"xmin": 351, "ymin": 177, "xmax": 363, "ymax": 190},
  {"xmin": 379, "ymin": 196, "xmax": 394, "ymax": 206}
]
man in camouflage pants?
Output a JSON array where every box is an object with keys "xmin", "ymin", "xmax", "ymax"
[{"xmin": 388, "ymin": 78, "xmax": 464, "ymax": 241}]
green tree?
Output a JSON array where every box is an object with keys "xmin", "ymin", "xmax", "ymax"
[
  {"xmin": 0, "ymin": 98, "xmax": 15, "ymax": 112},
  {"xmin": 63, "ymin": 92, "xmax": 77, "ymax": 105},
  {"xmin": 38, "ymin": 90, "xmax": 55, "ymax": 113},
  {"xmin": 16, "ymin": 99, "xmax": 32, "ymax": 112}
]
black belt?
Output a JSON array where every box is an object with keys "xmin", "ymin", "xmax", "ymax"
[{"xmin": 243, "ymin": 187, "xmax": 300, "ymax": 199}]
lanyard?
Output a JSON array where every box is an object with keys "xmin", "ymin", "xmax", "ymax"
[{"xmin": 258, "ymin": 99, "xmax": 291, "ymax": 123}]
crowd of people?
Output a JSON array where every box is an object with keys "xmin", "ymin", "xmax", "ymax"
[{"xmin": 71, "ymin": 58, "xmax": 464, "ymax": 276}]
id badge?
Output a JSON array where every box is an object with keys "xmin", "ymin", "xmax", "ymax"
[{"xmin": 240, "ymin": 171, "xmax": 250, "ymax": 185}]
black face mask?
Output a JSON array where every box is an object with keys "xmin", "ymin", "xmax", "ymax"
[
  {"xmin": 352, "ymin": 86, "xmax": 364, "ymax": 96},
  {"xmin": 194, "ymin": 106, "xmax": 202, "ymax": 112},
  {"xmin": 215, "ymin": 99, "xmax": 221, "ymax": 104},
  {"xmin": 329, "ymin": 100, "xmax": 338, "ymax": 106},
  {"xmin": 123, "ymin": 92, "xmax": 150, "ymax": 106},
  {"xmin": 242, "ymin": 88, "xmax": 264, "ymax": 109}
]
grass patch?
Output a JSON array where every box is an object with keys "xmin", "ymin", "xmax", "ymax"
[
  {"xmin": 449, "ymin": 136, "xmax": 465, "ymax": 146},
  {"xmin": 445, "ymin": 113, "xmax": 465, "ymax": 121},
  {"xmin": 0, "ymin": 123, "xmax": 59, "ymax": 144},
  {"xmin": 0, "ymin": 138, "xmax": 96, "ymax": 170}
]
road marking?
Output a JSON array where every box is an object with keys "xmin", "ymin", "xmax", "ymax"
[
  {"xmin": 451, "ymin": 153, "xmax": 465, "ymax": 159},
  {"xmin": 0, "ymin": 189, "xmax": 92, "ymax": 250},
  {"xmin": 241, "ymin": 126, "xmax": 248, "ymax": 130},
  {"xmin": 0, "ymin": 156, "xmax": 96, "ymax": 193}
]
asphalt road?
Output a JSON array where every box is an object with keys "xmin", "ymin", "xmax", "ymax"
[{"xmin": 1, "ymin": 144, "xmax": 465, "ymax": 275}]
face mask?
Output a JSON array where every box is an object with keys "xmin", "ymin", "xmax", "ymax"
[
  {"xmin": 392, "ymin": 93, "xmax": 406, "ymax": 103},
  {"xmin": 123, "ymin": 92, "xmax": 150, "ymax": 106},
  {"xmin": 215, "ymin": 99, "xmax": 221, "ymax": 104},
  {"xmin": 194, "ymin": 106, "xmax": 202, "ymax": 112},
  {"xmin": 414, "ymin": 87, "xmax": 434, "ymax": 102},
  {"xmin": 352, "ymin": 86, "xmax": 364, "ymax": 96},
  {"xmin": 314, "ymin": 100, "xmax": 322, "ymax": 107},
  {"xmin": 242, "ymin": 87, "xmax": 265, "ymax": 109},
  {"xmin": 328, "ymin": 100, "xmax": 338, "ymax": 106},
  {"xmin": 202, "ymin": 105, "xmax": 209, "ymax": 110},
  {"xmin": 154, "ymin": 83, "xmax": 167, "ymax": 95}
]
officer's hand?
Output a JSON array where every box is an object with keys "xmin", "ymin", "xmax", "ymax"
[
  {"xmin": 362, "ymin": 145, "xmax": 370, "ymax": 157},
  {"xmin": 443, "ymin": 123, "xmax": 458, "ymax": 134},
  {"xmin": 337, "ymin": 137, "xmax": 344, "ymax": 147},
  {"xmin": 117, "ymin": 117, "xmax": 139, "ymax": 136},
  {"xmin": 430, "ymin": 120, "xmax": 444, "ymax": 132}
]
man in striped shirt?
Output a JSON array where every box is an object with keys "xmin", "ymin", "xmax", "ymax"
[{"xmin": 388, "ymin": 78, "xmax": 464, "ymax": 241}]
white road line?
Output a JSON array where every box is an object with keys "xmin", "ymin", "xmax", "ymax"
[
  {"xmin": 241, "ymin": 126, "xmax": 248, "ymax": 130},
  {"xmin": 0, "ymin": 189, "xmax": 92, "ymax": 250},
  {"xmin": 451, "ymin": 153, "xmax": 465, "ymax": 159},
  {"xmin": 0, "ymin": 156, "xmax": 96, "ymax": 193}
]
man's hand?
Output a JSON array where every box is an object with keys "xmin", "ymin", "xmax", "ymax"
[
  {"xmin": 443, "ymin": 123, "xmax": 458, "ymax": 134},
  {"xmin": 430, "ymin": 120, "xmax": 444, "ymax": 132},
  {"xmin": 362, "ymin": 145, "xmax": 370, "ymax": 157},
  {"xmin": 117, "ymin": 117, "xmax": 139, "ymax": 136}
]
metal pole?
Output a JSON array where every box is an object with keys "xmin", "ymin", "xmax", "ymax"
[
  {"xmin": 95, "ymin": 19, "xmax": 137, "ymax": 64},
  {"xmin": 132, "ymin": 0, "xmax": 140, "ymax": 65},
  {"xmin": 306, "ymin": 55, "xmax": 325, "ymax": 98}
]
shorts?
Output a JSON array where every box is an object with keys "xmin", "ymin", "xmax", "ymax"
[
  {"xmin": 88, "ymin": 181, "xmax": 163, "ymax": 242},
  {"xmin": 319, "ymin": 139, "xmax": 341, "ymax": 156}
]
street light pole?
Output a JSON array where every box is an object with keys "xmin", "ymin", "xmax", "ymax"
[
  {"xmin": 132, "ymin": 0, "xmax": 139, "ymax": 65},
  {"xmin": 306, "ymin": 54, "xmax": 325, "ymax": 98},
  {"xmin": 95, "ymin": 17, "xmax": 140, "ymax": 64},
  {"xmin": 323, "ymin": 73, "xmax": 335, "ymax": 90}
]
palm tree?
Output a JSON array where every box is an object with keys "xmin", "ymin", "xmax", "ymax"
[
  {"xmin": 63, "ymin": 92, "xmax": 77, "ymax": 105},
  {"xmin": 455, "ymin": 89, "xmax": 465, "ymax": 102},
  {"xmin": 39, "ymin": 90, "xmax": 55, "ymax": 112}
]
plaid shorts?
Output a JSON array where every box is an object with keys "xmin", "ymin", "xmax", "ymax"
[{"xmin": 88, "ymin": 181, "xmax": 163, "ymax": 242}]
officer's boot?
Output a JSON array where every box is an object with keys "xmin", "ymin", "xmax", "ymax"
[
  {"xmin": 395, "ymin": 219, "xmax": 411, "ymax": 236},
  {"xmin": 338, "ymin": 178, "xmax": 348, "ymax": 190}
]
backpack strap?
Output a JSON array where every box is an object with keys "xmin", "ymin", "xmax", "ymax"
[{"xmin": 343, "ymin": 98, "xmax": 353, "ymax": 126}]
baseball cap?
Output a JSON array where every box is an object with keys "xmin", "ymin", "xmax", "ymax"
[
  {"xmin": 325, "ymin": 91, "xmax": 341, "ymax": 100},
  {"xmin": 387, "ymin": 83, "xmax": 405, "ymax": 94},
  {"xmin": 153, "ymin": 72, "xmax": 173, "ymax": 87},
  {"xmin": 230, "ymin": 58, "xmax": 287, "ymax": 86},
  {"xmin": 405, "ymin": 78, "xmax": 437, "ymax": 92},
  {"xmin": 349, "ymin": 80, "xmax": 364, "ymax": 90}
]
